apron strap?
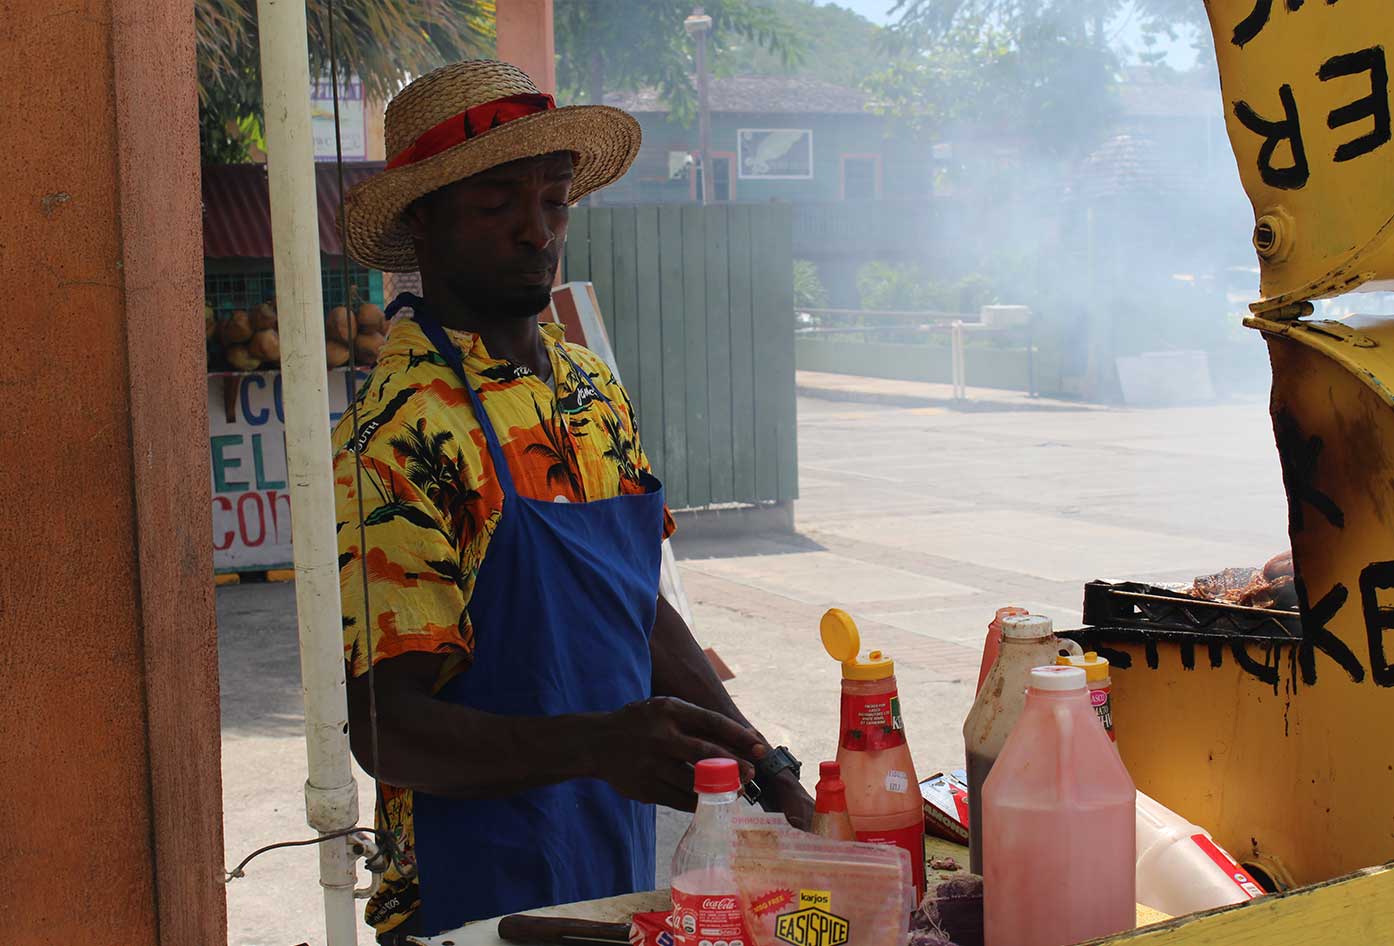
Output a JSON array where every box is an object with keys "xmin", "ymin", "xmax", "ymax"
[
  {"xmin": 394, "ymin": 293, "xmax": 519, "ymax": 499},
  {"xmin": 551, "ymin": 342, "xmax": 625, "ymax": 429}
]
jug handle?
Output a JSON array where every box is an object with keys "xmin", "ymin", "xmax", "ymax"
[{"xmin": 1057, "ymin": 637, "xmax": 1084, "ymax": 659}]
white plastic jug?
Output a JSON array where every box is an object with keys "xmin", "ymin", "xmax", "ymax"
[
  {"xmin": 1135, "ymin": 791, "xmax": 1264, "ymax": 917},
  {"xmin": 983, "ymin": 666, "xmax": 1136, "ymax": 946}
]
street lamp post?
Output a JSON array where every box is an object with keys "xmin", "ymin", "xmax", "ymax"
[{"xmin": 684, "ymin": 6, "xmax": 714, "ymax": 205}]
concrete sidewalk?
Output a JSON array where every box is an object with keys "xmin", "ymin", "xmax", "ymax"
[
  {"xmin": 220, "ymin": 391, "xmax": 1290, "ymax": 945},
  {"xmin": 796, "ymin": 369, "xmax": 1100, "ymax": 412}
]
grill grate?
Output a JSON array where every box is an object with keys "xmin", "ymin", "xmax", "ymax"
[{"xmin": 1082, "ymin": 580, "xmax": 1301, "ymax": 642}]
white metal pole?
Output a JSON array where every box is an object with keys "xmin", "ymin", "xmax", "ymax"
[
  {"xmin": 255, "ymin": 2, "xmax": 360, "ymax": 943},
  {"xmin": 952, "ymin": 321, "xmax": 966, "ymax": 400}
]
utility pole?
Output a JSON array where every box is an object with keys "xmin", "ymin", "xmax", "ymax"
[{"xmin": 685, "ymin": 6, "xmax": 714, "ymax": 205}]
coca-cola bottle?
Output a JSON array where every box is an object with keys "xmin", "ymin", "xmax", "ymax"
[{"xmin": 670, "ymin": 759, "xmax": 751, "ymax": 946}]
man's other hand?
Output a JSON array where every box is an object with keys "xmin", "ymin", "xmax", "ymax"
[
  {"xmin": 594, "ymin": 697, "xmax": 763, "ymax": 810},
  {"xmin": 762, "ymin": 768, "xmax": 814, "ymax": 832}
]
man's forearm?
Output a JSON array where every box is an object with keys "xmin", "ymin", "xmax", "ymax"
[
  {"xmin": 649, "ymin": 595, "xmax": 751, "ymax": 728},
  {"xmin": 352, "ymin": 675, "xmax": 606, "ymax": 798},
  {"xmin": 649, "ymin": 596, "xmax": 815, "ymax": 827}
]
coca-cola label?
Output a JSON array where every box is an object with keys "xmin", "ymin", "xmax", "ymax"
[{"xmin": 670, "ymin": 887, "xmax": 750, "ymax": 946}]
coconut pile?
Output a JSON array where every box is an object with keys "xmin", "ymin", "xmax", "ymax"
[{"xmin": 206, "ymin": 300, "xmax": 388, "ymax": 372}]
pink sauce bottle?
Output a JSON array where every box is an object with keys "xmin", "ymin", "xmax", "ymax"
[
  {"xmin": 982, "ymin": 666, "xmax": 1136, "ymax": 946},
  {"xmin": 976, "ymin": 606, "xmax": 1029, "ymax": 694},
  {"xmin": 820, "ymin": 608, "xmax": 926, "ymax": 898}
]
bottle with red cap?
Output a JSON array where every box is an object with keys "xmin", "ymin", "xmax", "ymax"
[
  {"xmin": 670, "ymin": 758, "xmax": 752, "ymax": 946},
  {"xmin": 812, "ymin": 761, "xmax": 856, "ymax": 841}
]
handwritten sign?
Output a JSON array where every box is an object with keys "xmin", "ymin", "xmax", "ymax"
[
  {"xmin": 1208, "ymin": 0, "xmax": 1394, "ymax": 301},
  {"xmin": 209, "ymin": 369, "xmax": 364, "ymax": 571},
  {"xmin": 311, "ymin": 74, "xmax": 366, "ymax": 161}
]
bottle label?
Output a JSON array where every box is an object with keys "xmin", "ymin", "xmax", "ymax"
[
  {"xmin": 884, "ymin": 769, "xmax": 909, "ymax": 793},
  {"xmin": 839, "ymin": 691, "xmax": 906, "ymax": 752},
  {"xmin": 670, "ymin": 888, "xmax": 750, "ymax": 946},
  {"xmin": 1090, "ymin": 686, "xmax": 1115, "ymax": 741},
  {"xmin": 1190, "ymin": 834, "xmax": 1265, "ymax": 899},
  {"xmin": 856, "ymin": 822, "xmax": 925, "ymax": 894}
]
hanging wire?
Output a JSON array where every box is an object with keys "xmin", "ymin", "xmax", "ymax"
[
  {"xmin": 225, "ymin": 0, "xmax": 401, "ymax": 890},
  {"xmin": 327, "ymin": 0, "xmax": 400, "ymax": 874},
  {"xmin": 224, "ymin": 827, "xmax": 391, "ymax": 883}
]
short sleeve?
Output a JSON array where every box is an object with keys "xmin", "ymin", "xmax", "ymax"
[
  {"xmin": 598, "ymin": 364, "xmax": 677, "ymax": 541},
  {"xmin": 633, "ymin": 428, "xmax": 677, "ymax": 541},
  {"xmin": 334, "ymin": 441, "xmax": 473, "ymax": 679}
]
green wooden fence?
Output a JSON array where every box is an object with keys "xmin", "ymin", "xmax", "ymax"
[{"xmin": 563, "ymin": 204, "xmax": 797, "ymax": 511}]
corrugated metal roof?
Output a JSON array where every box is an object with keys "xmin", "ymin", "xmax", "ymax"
[
  {"xmin": 201, "ymin": 161, "xmax": 384, "ymax": 259},
  {"xmin": 1118, "ymin": 66, "xmax": 1222, "ymax": 119}
]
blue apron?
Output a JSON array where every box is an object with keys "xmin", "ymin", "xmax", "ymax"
[{"xmin": 393, "ymin": 296, "xmax": 664, "ymax": 934}]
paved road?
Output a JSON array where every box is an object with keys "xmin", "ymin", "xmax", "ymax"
[{"xmin": 220, "ymin": 393, "xmax": 1290, "ymax": 945}]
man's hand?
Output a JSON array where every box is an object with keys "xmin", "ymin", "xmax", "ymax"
[
  {"xmin": 762, "ymin": 769, "xmax": 815, "ymax": 831},
  {"xmin": 593, "ymin": 696, "xmax": 763, "ymax": 810}
]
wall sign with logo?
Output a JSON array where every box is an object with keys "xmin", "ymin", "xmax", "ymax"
[
  {"xmin": 210, "ymin": 369, "xmax": 364, "ymax": 571},
  {"xmin": 738, "ymin": 128, "xmax": 814, "ymax": 179},
  {"xmin": 312, "ymin": 73, "xmax": 367, "ymax": 161}
]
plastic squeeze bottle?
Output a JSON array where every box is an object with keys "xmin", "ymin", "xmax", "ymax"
[
  {"xmin": 976, "ymin": 606, "xmax": 1029, "ymax": 694},
  {"xmin": 820, "ymin": 608, "xmax": 926, "ymax": 897},
  {"xmin": 1056, "ymin": 651, "xmax": 1115, "ymax": 742},
  {"xmin": 812, "ymin": 761, "xmax": 857, "ymax": 841},
  {"xmin": 670, "ymin": 759, "xmax": 751, "ymax": 946},
  {"xmin": 982, "ymin": 666, "xmax": 1136, "ymax": 946},
  {"xmin": 964, "ymin": 614, "xmax": 1082, "ymax": 873}
]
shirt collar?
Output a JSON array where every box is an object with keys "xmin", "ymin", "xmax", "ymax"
[{"xmin": 380, "ymin": 315, "xmax": 569, "ymax": 367}]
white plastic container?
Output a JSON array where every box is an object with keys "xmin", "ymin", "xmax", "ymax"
[{"xmin": 1135, "ymin": 791, "xmax": 1264, "ymax": 916}]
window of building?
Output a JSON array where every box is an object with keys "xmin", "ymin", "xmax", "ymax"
[{"xmin": 841, "ymin": 155, "xmax": 881, "ymax": 200}]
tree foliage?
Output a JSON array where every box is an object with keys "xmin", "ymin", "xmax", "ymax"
[
  {"xmin": 869, "ymin": 2, "xmax": 1123, "ymax": 159},
  {"xmin": 195, "ymin": 0, "xmax": 495, "ymax": 162},
  {"xmin": 794, "ymin": 259, "xmax": 829, "ymax": 310},
  {"xmin": 857, "ymin": 261, "xmax": 996, "ymax": 313},
  {"xmin": 712, "ymin": 0, "xmax": 890, "ymax": 88},
  {"xmin": 553, "ymin": 0, "xmax": 802, "ymax": 123}
]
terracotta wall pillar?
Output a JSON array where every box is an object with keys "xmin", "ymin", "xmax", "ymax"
[
  {"xmin": 0, "ymin": 1, "xmax": 224, "ymax": 943},
  {"xmin": 497, "ymin": 0, "xmax": 557, "ymax": 94}
]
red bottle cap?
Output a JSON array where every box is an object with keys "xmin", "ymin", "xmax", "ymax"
[
  {"xmin": 814, "ymin": 761, "xmax": 848, "ymax": 813},
  {"xmin": 694, "ymin": 758, "xmax": 741, "ymax": 794}
]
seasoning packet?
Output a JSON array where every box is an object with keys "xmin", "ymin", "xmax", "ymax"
[
  {"xmin": 731, "ymin": 813, "xmax": 911, "ymax": 946},
  {"xmin": 919, "ymin": 772, "xmax": 970, "ymax": 845},
  {"xmin": 628, "ymin": 910, "xmax": 675, "ymax": 946}
]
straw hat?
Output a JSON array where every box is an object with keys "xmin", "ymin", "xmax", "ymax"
[{"xmin": 343, "ymin": 60, "xmax": 641, "ymax": 272}]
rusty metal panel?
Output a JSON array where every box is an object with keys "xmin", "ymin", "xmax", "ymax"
[{"xmin": 1206, "ymin": 1, "xmax": 1394, "ymax": 310}]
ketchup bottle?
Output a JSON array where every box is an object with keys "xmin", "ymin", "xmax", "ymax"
[
  {"xmin": 812, "ymin": 761, "xmax": 856, "ymax": 841},
  {"xmin": 820, "ymin": 608, "xmax": 926, "ymax": 897}
]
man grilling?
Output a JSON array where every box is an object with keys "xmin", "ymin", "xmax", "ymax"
[{"xmin": 332, "ymin": 60, "xmax": 812, "ymax": 942}]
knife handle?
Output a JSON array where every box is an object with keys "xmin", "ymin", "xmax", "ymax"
[{"xmin": 496, "ymin": 913, "xmax": 633, "ymax": 945}]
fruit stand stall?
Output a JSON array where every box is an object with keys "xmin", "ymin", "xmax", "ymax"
[{"xmin": 203, "ymin": 162, "xmax": 389, "ymax": 572}]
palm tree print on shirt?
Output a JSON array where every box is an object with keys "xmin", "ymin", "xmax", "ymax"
[{"xmin": 524, "ymin": 396, "xmax": 583, "ymax": 496}]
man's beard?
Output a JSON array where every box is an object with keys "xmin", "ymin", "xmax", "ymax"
[{"xmin": 449, "ymin": 275, "xmax": 554, "ymax": 321}]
